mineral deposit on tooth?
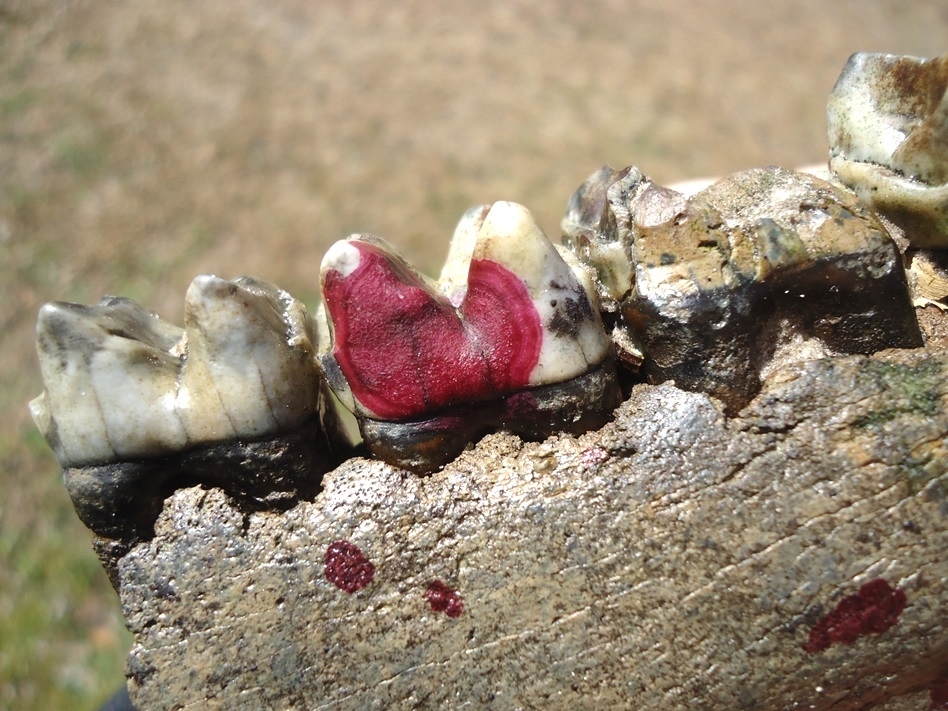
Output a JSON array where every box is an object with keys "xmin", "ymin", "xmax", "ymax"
[
  {"xmin": 563, "ymin": 165, "xmax": 923, "ymax": 412},
  {"xmin": 119, "ymin": 344, "xmax": 948, "ymax": 711},
  {"xmin": 828, "ymin": 51, "xmax": 948, "ymax": 248}
]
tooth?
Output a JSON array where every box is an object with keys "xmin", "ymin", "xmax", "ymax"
[
  {"xmin": 31, "ymin": 297, "xmax": 186, "ymax": 467},
  {"xmin": 561, "ymin": 165, "xmax": 649, "ymax": 310},
  {"xmin": 178, "ymin": 275, "xmax": 320, "ymax": 441},
  {"xmin": 31, "ymin": 275, "xmax": 322, "ymax": 468},
  {"xmin": 319, "ymin": 201, "xmax": 619, "ymax": 472},
  {"xmin": 827, "ymin": 51, "xmax": 948, "ymax": 248},
  {"xmin": 561, "ymin": 164, "xmax": 923, "ymax": 413},
  {"xmin": 463, "ymin": 201, "xmax": 611, "ymax": 383}
]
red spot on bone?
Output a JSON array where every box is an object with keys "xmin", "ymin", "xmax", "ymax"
[
  {"xmin": 324, "ymin": 540, "xmax": 375, "ymax": 594},
  {"xmin": 931, "ymin": 675, "xmax": 948, "ymax": 709},
  {"xmin": 425, "ymin": 580, "xmax": 464, "ymax": 618},
  {"xmin": 804, "ymin": 578, "xmax": 907, "ymax": 653},
  {"xmin": 323, "ymin": 242, "xmax": 543, "ymax": 420}
]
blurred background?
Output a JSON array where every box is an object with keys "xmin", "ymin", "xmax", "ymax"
[{"xmin": 1, "ymin": 1, "xmax": 946, "ymax": 708}]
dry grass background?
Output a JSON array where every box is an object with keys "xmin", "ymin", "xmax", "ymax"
[{"xmin": 1, "ymin": 1, "xmax": 946, "ymax": 708}]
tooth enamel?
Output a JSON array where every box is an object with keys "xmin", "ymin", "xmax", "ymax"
[
  {"xmin": 439, "ymin": 204, "xmax": 491, "ymax": 306},
  {"xmin": 31, "ymin": 299, "xmax": 187, "ymax": 466},
  {"xmin": 322, "ymin": 241, "xmax": 363, "ymax": 279},
  {"xmin": 31, "ymin": 276, "xmax": 320, "ymax": 468}
]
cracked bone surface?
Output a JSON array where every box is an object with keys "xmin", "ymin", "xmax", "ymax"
[
  {"xmin": 318, "ymin": 200, "xmax": 619, "ymax": 473},
  {"xmin": 827, "ymin": 51, "xmax": 948, "ymax": 248},
  {"xmin": 563, "ymin": 165, "xmax": 924, "ymax": 412},
  {"xmin": 30, "ymin": 275, "xmax": 341, "ymax": 552},
  {"xmin": 118, "ymin": 343, "xmax": 948, "ymax": 710}
]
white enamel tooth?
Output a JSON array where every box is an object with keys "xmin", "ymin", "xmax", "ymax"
[
  {"xmin": 827, "ymin": 51, "xmax": 948, "ymax": 247},
  {"xmin": 31, "ymin": 298, "xmax": 187, "ymax": 467},
  {"xmin": 31, "ymin": 276, "xmax": 320, "ymax": 468},
  {"xmin": 469, "ymin": 201, "xmax": 612, "ymax": 384},
  {"xmin": 439, "ymin": 204, "xmax": 491, "ymax": 306},
  {"xmin": 179, "ymin": 275, "xmax": 318, "ymax": 441}
]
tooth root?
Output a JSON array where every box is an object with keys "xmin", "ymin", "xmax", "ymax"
[{"xmin": 32, "ymin": 276, "xmax": 321, "ymax": 468}]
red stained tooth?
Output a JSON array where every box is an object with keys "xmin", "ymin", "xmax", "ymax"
[{"xmin": 322, "ymin": 241, "xmax": 542, "ymax": 420}]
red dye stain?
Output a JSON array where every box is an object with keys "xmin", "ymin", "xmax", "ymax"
[
  {"xmin": 804, "ymin": 578, "xmax": 907, "ymax": 653},
  {"xmin": 581, "ymin": 445, "xmax": 610, "ymax": 466},
  {"xmin": 425, "ymin": 580, "xmax": 464, "ymax": 618},
  {"xmin": 931, "ymin": 676, "xmax": 948, "ymax": 709},
  {"xmin": 324, "ymin": 540, "xmax": 375, "ymax": 594},
  {"xmin": 322, "ymin": 242, "xmax": 543, "ymax": 420}
]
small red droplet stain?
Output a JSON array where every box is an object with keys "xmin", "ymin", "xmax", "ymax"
[
  {"xmin": 581, "ymin": 445, "xmax": 610, "ymax": 466},
  {"xmin": 425, "ymin": 580, "xmax": 464, "ymax": 618},
  {"xmin": 324, "ymin": 540, "xmax": 375, "ymax": 594},
  {"xmin": 931, "ymin": 676, "xmax": 948, "ymax": 709},
  {"xmin": 804, "ymin": 578, "xmax": 907, "ymax": 653}
]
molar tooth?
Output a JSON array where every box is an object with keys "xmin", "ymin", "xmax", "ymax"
[
  {"xmin": 31, "ymin": 298, "xmax": 187, "ymax": 467},
  {"xmin": 31, "ymin": 275, "xmax": 321, "ymax": 468},
  {"xmin": 318, "ymin": 201, "xmax": 620, "ymax": 472},
  {"xmin": 179, "ymin": 275, "xmax": 319, "ymax": 441}
]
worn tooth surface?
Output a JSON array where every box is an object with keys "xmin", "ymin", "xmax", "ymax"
[
  {"xmin": 31, "ymin": 298, "xmax": 186, "ymax": 467},
  {"xmin": 31, "ymin": 275, "xmax": 321, "ymax": 469},
  {"xmin": 827, "ymin": 51, "xmax": 948, "ymax": 247},
  {"xmin": 561, "ymin": 165, "xmax": 647, "ymax": 311},
  {"xmin": 562, "ymin": 165, "xmax": 923, "ymax": 412}
]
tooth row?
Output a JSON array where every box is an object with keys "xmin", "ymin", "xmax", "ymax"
[
  {"xmin": 31, "ymin": 276, "xmax": 321, "ymax": 468},
  {"xmin": 317, "ymin": 201, "xmax": 612, "ymax": 422}
]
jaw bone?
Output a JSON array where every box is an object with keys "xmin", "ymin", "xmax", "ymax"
[{"xmin": 31, "ymin": 275, "xmax": 325, "ymax": 469}]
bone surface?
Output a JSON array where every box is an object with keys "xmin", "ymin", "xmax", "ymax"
[
  {"xmin": 118, "ymin": 345, "xmax": 948, "ymax": 711},
  {"xmin": 828, "ymin": 51, "xmax": 948, "ymax": 248}
]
